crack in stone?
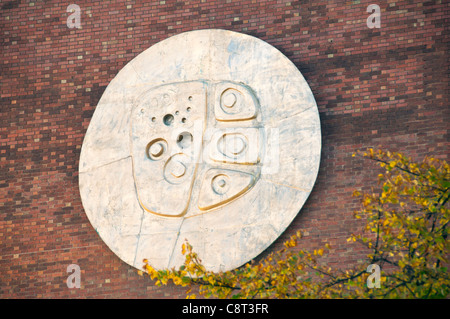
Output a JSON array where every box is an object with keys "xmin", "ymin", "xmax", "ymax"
[
  {"xmin": 79, "ymin": 155, "xmax": 131, "ymax": 174},
  {"xmin": 166, "ymin": 218, "xmax": 185, "ymax": 269},
  {"xmin": 276, "ymin": 105, "xmax": 315, "ymax": 124},
  {"xmin": 132, "ymin": 206, "xmax": 146, "ymax": 268}
]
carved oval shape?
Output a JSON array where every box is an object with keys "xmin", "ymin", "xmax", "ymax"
[{"xmin": 217, "ymin": 133, "xmax": 248, "ymax": 158}]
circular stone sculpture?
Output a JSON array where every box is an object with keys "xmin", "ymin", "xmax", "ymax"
[{"xmin": 79, "ymin": 29, "xmax": 321, "ymax": 272}]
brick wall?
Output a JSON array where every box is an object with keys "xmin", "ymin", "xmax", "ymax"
[{"xmin": 1, "ymin": 0, "xmax": 448, "ymax": 298}]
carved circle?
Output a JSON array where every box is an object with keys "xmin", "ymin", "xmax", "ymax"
[
  {"xmin": 163, "ymin": 153, "xmax": 190, "ymax": 184},
  {"xmin": 211, "ymin": 174, "xmax": 230, "ymax": 195},
  {"xmin": 220, "ymin": 88, "xmax": 241, "ymax": 114},
  {"xmin": 223, "ymin": 92, "xmax": 236, "ymax": 108},
  {"xmin": 146, "ymin": 139, "xmax": 167, "ymax": 160}
]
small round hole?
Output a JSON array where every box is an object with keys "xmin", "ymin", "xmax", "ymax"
[
  {"xmin": 175, "ymin": 111, "xmax": 179, "ymax": 115},
  {"xmin": 163, "ymin": 114, "xmax": 174, "ymax": 126},
  {"xmin": 151, "ymin": 117, "xmax": 156, "ymax": 122},
  {"xmin": 188, "ymin": 96, "xmax": 193, "ymax": 101},
  {"xmin": 186, "ymin": 107, "xmax": 191, "ymax": 112},
  {"xmin": 181, "ymin": 118, "xmax": 187, "ymax": 123}
]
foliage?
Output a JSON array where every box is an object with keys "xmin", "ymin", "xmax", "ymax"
[{"xmin": 141, "ymin": 149, "xmax": 450, "ymax": 298}]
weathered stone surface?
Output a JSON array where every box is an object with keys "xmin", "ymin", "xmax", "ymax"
[{"xmin": 79, "ymin": 29, "xmax": 321, "ymax": 272}]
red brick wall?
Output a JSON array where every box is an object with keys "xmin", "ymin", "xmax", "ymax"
[{"xmin": 1, "ymin": 0, "xmax": 448, "ymax": 298}]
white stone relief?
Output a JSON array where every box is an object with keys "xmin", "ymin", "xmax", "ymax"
[{"xmin": 79, "ymin": 29, "xmax": 321, "ymax": 272}]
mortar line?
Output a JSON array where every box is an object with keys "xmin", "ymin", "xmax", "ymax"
[{"xmin": 0, "ymin": 244, "xmax": 101, "ymax": 259}]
